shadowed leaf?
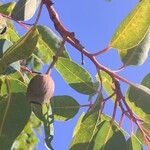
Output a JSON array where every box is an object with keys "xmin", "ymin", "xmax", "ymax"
[{"xmin": 51, "ymin": 96, "xmax": 80, "ymax": 121}]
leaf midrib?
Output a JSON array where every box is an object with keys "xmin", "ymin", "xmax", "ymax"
[{"xmin": 111, "ymin": 0, "xmax": 146, "ymax": 47}]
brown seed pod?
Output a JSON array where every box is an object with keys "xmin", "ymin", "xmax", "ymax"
[{"xmin": 27, "ymin": 74, "xmax": 55, "ymax": 104}]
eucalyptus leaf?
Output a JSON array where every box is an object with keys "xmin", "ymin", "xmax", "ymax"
[
  {"xmin": 110, "ymin": 0, "xmax": 150, "ymax": 50},
  {"xmin": 0, "ymin": 2, "xmax": 16, "ymax": 15},
  {"xmin": 0, "ymin": 26, "xmax": 39, "ymax": 74},
  {"xmin": 12, "ymin": 113, "xmax": 41, "ymax": 150},
  {"xmin": 31, "ymin": 103, "xmax": 54, "ymax": 149},
  {"xmin": 11, "ymin": 0, "xmax": 41, "ymax": 21},
  {"xmin": 93, "ymin": 121, "xmax": 113, "ymax": 150},
  {"xmin": 51, "ymin": 96, "xmax": 80, "ymax": 121},
  {"xmin": 96, "ymin": 71, "xmax": 116, "ymax": 100},
  {"xmin": 126, "ymin": 84, "xmax": 150, "ymax": 123},
  {"xmin": 120, "ymin": 30, "xmax": 150, "ymax": 66},
  {"xmin": 55, "ymin": 57, "xmax": 96, "ymax": 95},
  {"xmin": 136, "ymin": 123, "xmax": 150, "ymax": 145},
  {"xmin": 104, "ymin": 130, "xmax": 127, "ymax": 150},
  {"xmin": 0, "ymin": 93, "xmax": 31, "ymax": 150},
  {"xmin": 69, "ymin": 94, "xmax": 103, "ymax": 150},
  {"xmin": 127, "ymin": 134, "xmax": 143, "ymax": 150}
]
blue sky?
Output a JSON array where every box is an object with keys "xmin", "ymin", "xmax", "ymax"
[{"xmin": 3, "ymin": 0, "xmax": 150, "ymax": 149}]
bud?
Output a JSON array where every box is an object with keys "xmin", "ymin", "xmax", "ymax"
[{"xmin": 27, "ymin": 74, "xmax": 55, "ymax": 104}]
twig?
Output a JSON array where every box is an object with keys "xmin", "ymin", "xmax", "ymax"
[
  {"xmin": 91, "ymin": 46, "xmax": 111, "ymax": 57},
  {"xmin": 46, "ymin": 40, "xmax": 65, "ymax": 75}
]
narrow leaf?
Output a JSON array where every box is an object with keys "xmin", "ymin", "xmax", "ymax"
[
  {"xmin": 93, "ymin": 121, "xmax": 113, "ymax": 150},
  {"xmin": 96, "ymin": 71, "xmax": 116, "ymax": 100},
  {"xmin": 136, "ymin": 123, "xmax": 150, "ymax": 145},
  {"xmin": 55, "ymin": 57, "xmax": 96, "ymax": 95},
  {"xmin": 110, "ymin": 0, "xmax": 150, "ymax": 49},
  {"xmin": 0, "ymin": 26, "xmax": 39, "ymax": 74},
  {"xmin": 51, "ymin": 96, "xmax": 80, "ymax": 121},
  {"xmin": 127, "ymin": 134, "xmax": 143, "ymax": 150},
  {"xmin": 69, "ymin": 94, "xmax": 103, "ymax": 150}
]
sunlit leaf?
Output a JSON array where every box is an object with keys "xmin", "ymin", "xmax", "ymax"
[
  {"xmin": 73, "ymin": 113, "xmax": 85, "ymax": 137},
  {"xmin": 119, "ymin": 30, "xmax": 150, "ymax": 66},
  {"xmin": 127, "ymin": 134, "xmax": 142, "ymax": 150},
  {"xmin": 0, "ymin": 26, "xmax": 39, "ymax": 74},
  {"xmin": 56, "ymin": 57, "xmax": 96, "ymax": 95},
  {"xmin": 93, "ymin": 121, "xmax": 113, "ymax": 150},
  {"xmin": 51, "ymin": 96, "xmax": 80, "ymax": 121},
  {"xmin": 0, "ymin": 2, "xmax": 16, "ymax": 15},
  {"xmin": 69, "ymin": 94, "xmax": 103, "ymax": 150},
  {"xmin": 96, "ymin": 71, "xmax": 116, "ymax": 100},
  {"xmin": 11, "ymin": 0, "xmax": 41, "ymax": 21},
  {"xmin": 110, "ymin": 0, "xmax": 150, "ymax": 49},
  {"xmin": 136, "ymin": 123, "xmax": 150, "ymax": 145}
]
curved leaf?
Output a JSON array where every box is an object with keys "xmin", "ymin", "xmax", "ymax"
[
  {"xmin": 104, "ymin": 130, "xmax": 127, "ymax": 150},
  {"xmin": 51, "ymin": 96, "xmax": 80, "ymax": 121},
  {"xmin": 0, "ymin": 76, "xmax": 26, "ymax": 96},
  {"xmin": 93, "ymin": 121, "xmax": 113, "ymax": 150},
  {"xmin": 96, "ymin": 71, "xmax": 116, "ymax": 100},
  {"xmin": 0, "ymin": 2, "xmax": 16, "ymax": 15},
  {"xmin": 55, "ymin": 57, "xmax": 96, "ymax": 95},
  {"xmin": 36, "ymin": 25, "xmax": 69, "ymax": 64},
  {"xmin": 11, "ymin": 0, "xmax": 40, "ymax": 21},
  {"xmin": 120, "ymin": 30, "xmax": 150, "ymax": 66},
  {"xmin": 136, "ymin": 123, "xmax": 150, "ymax": 145},
  {"xmin": 31, "ymin": 103, "xmax": 54, "ymax": 149},
  {"xmin": 69, "ymin": 95, "xmax": 103, "ymax": 150},
  {"xmin": 110, "ymin": 0, "xmax": 150, "ymax": 50},
  {"xmin": 126, "ymin": 84, "xmax": 150, "ymax": 123},
  {"xmin": 0, "ymin": 93, "xmax": 31, "ymax": 150},
  {"xmin": 127, "ymin": 134, "xmax": 142, "ymax": 150},
  {"xmin": 0, "ymin": 26, "xmax": 39, "ymax": 74}
]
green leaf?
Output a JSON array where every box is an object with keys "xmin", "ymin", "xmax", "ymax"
[
  {"xmin": 55, "ymin": 57, "xmax": 96, "ymax": 95},
  {"xmin": 51, "ymin": 96, "xmax": 80, "ymax": 121},
  {"xmin": 0, "ymin": 93, "xmax": 31, "ymax": 150},
  {"xmin": 141, "ymin": 73, "xmax": 150, "ymax": 89},
  {"xmin": 0, "ymin": 2, "xmax": 16, "ymax": 15},
  {"xmin": 12, "ymin": 113, "xmax": 41, "ymax": 150},
  {"xmin": 0, "ymin": 39, "xmax": 21, "ymax": 74},
  {"xmin": 72, "ymin": 113, "xmax": 85, "ymax": 137},
  {"xmin": 110, "ymin": 0, "xmax": 150, "ymax": 50},
  {"xmin": 0, "ymin": 26, "xmax": 39, "ymax": 74},
  {"xmin": 69, "ymin": 94, "xmax": 103, "ymax": 150},
  {"xmin": 31, "ymin": 103, "xmax": 54, "ymax": 149},
  {"xmin": 0, "ymin": 76, "xmax": 26, "ymax": 96},
  {"xmin": 96, "ymin": 71, "xmax": 116, "ymax": 100},
  {"xmin": 0, "ymin": 15, "xmax": 6, "ymax": 34},
  {"xmin": 0, "ymin": 21, "xmax": 19, "ymax": 43},
  {"xmin": 104, "ymin": 129, "xmax": 127, "ymax": 150},
  {"xmin": 136, "ymin": 123, "xmax": 150, "ymax": 145},
  {"xmin": 93, "ymin": 121, "xmax": 113, "ymax": 150},
  {"xmin": 36, "ymin": 25, "xmax": 69, "ymax": 64},
  {"xmin": 126, "ymin": 84, "xmax": 150, "ymax": 123},
  {"xmin": 119, "ymin": 30, "xmax": 150, "ymax": 66},
  {"xmin": 11, "ymin": 0, "xmax": 40, "ymax": 21},
  {"xmin": 127, "ymin": 134, "xmax": 142, "ymax": 150}
]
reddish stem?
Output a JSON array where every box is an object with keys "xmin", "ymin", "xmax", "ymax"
[{"xmin": 91, "ymin": 46, "xmax": 111, "ymax": 57}]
